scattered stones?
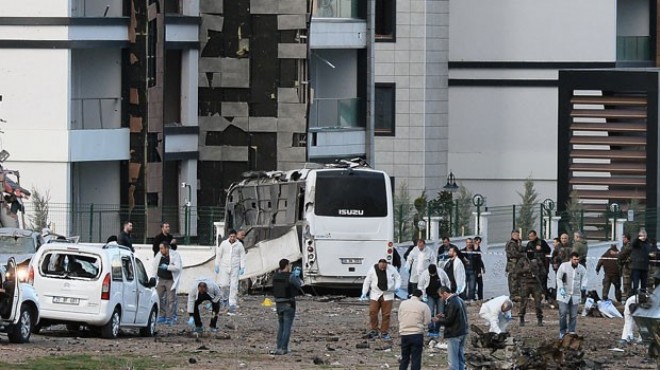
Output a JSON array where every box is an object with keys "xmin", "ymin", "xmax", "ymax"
[
  {"xmin": 312, "ymin": 356, "xmax": 327, "ymax": 365},
  {"xmin": 188, "ymin": 357, "xmax": 197, "ymax": 364},
  {"xmin": 356, "ymin": 341, "xmax": 370, "ymax": 349}
]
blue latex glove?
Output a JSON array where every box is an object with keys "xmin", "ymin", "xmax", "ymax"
[
  {"xmin": 292, "ymin": 266, "xmax": 301, "ymax": 278},
  {"xmin": 159, "ymin": 263, "xmax": 168, "ymax": 270},
  {"xmin": 214, "ymin": 265, "xmax": 220, "ymax": 274},
  {"xmin": 187, "ymin": 317, "xmax": 195, "ymax": 327},
  {"xmin": 359, "ymin": 293, "xmax": 368, "ymax": 301},
  {"xmin": 239, "ymin": 267, "xmax": 245, "ymax": 276},
  {"xmin": 559, "ymin": 287, "xmax": 567, "ymax": 297},
  {"xmin": 422, "ymin": 296, "xmax": 428, "ymax": 302},
  {"xmin": 204, "ymin": 302, "xmax": 212, "ymax": 310}
]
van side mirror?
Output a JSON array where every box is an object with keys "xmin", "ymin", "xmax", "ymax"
[{"xmin": 148, "ymin": 277, "xmax": 157, "ymax": 288}]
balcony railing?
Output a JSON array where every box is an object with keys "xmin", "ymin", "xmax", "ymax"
[
  {"xmin": 71, "ymin": 97, "xmax": 121, "ymax": 130},
  {"xmin": 312, "ymin": 0, "xmax": 362, "ymax": 19},
  {"xmin": 310, "ymin": 97, "xmax": 363, "ymax": 129},
  {"xmin": 616, "ymin": 36, "xmax": 651, "ymax": 61}
]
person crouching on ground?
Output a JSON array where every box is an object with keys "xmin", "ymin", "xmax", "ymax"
[
  {"xmin": 187, "ymin": 278, "xmax": 221, "ymax": 333},
  {"xmin": 361, "ymin": 258, "xmax": 401, "ymax": 340},
  {"xmin": 271, "ymin": 259, "xmax": 303, "ymax": 355},
  {"xmin": 478, "ymin": 295, "xmax": 513, "ymax": 334},
  {"xmin": 398, "ymin": 289, "xmax": 431, "ymax": 370}
]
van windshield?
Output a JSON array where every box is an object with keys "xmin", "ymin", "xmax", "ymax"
[{"xmin": 40, "ymin": 253, "xmax": 100, "ymax": 279}]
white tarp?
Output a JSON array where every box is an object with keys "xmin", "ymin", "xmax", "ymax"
[
  {"xmin": 241, "ymin": 226, "xmax": 302, "ymax": 279},
  {"xmin": 598, "ymin": 300, "xmax": 624, "ymax": 318}
]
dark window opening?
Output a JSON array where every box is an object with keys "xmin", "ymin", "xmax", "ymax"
[
  {"xmin": 147, "ymin": 20, "xmax": 157, "ymax": 87},
  {"xmin": 164, "ymin": 49, "xmax": 182, "ymax": 124},
  {"xmin": 375, "ymin": 83, "xmax": 395, "ymax": 136},
  {"xmin": 314, "ymin": 170, "xmax": 388, "ymax": 217},
  {"xmin": 375, "ymin": 0, "xmax": 395, "ymax": 41}
]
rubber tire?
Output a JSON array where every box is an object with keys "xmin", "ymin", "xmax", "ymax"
[
  {"xmin": 100, "ymin": 308, "xmax": 121, "ymax": 339},
  {"xmin": 8, "ymin": 304, "xmax": 32, "ymax": 343},
  {"xmin": 139, "ymin": 307, "xmax": 157, "ymax": 337},
  {"xmin": 31, "ymin": 322, "xmax": 43, "ymax": 334}
]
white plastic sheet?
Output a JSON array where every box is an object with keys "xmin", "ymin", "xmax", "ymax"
[{"xmin": 598, "ymin": 299, "xmax": 623, "ymax": 318}]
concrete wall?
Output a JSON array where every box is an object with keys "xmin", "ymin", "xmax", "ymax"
[
  {"xmin": 0, "ymin": 0, "xmax": 69, "ymax": 16},
  {"xmin": 448, "ymin": 0, "xmax": 617, "ymax": 206},
  {"xmin": 373, "ymin": 0, "xmax": 450, "ymax": 197}
]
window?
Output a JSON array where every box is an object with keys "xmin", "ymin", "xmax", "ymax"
[
  {"xmin": 314, "ymin": 170, "xmax": 388, "ymax": 217},
  {"xmin": 121, "ymin": 256, "xmax": 134, "ymax": 282},
  {"xmin": 375, "ymin": 83, "xmax": 395, "ymax": 136},
  {"xmin": 112, "ymin": 256, "xmax": 123, "ymax": 281},
  {"xmin": 375, "ymin": 0, "xmax": 395, "ymax": 41},
  {"xmin": 135, "ymin": 259, "xmax": 150, "ymax": 287},
  {"xmin": 40, "ymin": 253, "xmax": 100, "ymax": 280}
]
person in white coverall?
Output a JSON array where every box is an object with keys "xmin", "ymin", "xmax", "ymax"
[
  {"xmin": 405, "ymin": 239, "xmax": 436, "ymax": 295},
  {"xmin": 215, "ymin": 229, "xmax": 246, "ymax": 314},
  {"xmin": 360, "ymin": 258, "xmax": 401, "ymax": 340},
  {"xmin": 620, "ymin": 294, "xmax": 643, "ymax": 345},
  {"xmin": 478, "ymin": 295, "xmax": 513, "ymax": 334},
  {"xmin": 443, "ymin": 246, "xmax": 466, "ymax": 296}
]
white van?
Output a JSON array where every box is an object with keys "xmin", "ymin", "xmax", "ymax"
[
  {"xmin": 30, "ymin": 242, "xmax": 159, "ymax": 339},
  {"xmin": 0, "ymin": 257, "xmax": 40, "ymax": 343}
]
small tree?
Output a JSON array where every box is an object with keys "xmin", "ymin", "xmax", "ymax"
[
  {"xmin": 516, "ymin": 176, "xmax": 538, "ymax": 236},
  {"xmin": 623, "ymin": 199, "xmax": 644, "ymax": 237},
  {"xmin": 29, "ymin": 188, "xmax": 50, "ymax": 232},
  {"xmin": 412, "ymin": 191, "xmax": 427, "ymax": 240},
  {"xmin": 393, "ymin": 182, "xmax": 415, "ymax": 242},
  {"xmin": 561, "ymin": 190, "xmax": 584, "ymax": 235},
  {"xmin": 455, "ymin": 185, "xmax": 473, "ymax": 235}
]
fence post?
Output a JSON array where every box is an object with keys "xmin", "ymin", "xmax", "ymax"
[
  {"xmin": 512, "ymin": 205, "xmax": 516, "ymax": 232},
  {"xmin": 88, "ymin": 204, "xmax": 94, "ymax": 243},
  {"xmin": 539, "ymin": 204, "xmax": 543, "ymax": 236},
  {"xmin": 209, "ymin": 207, "xmax": 215, "ymax": 245},
  {"xmin": 454, "ymin": 199, "xmax": 459, "ymax": 236},
  {"xmin": 580, "ymin": 209, "xmax": 584, "ymax": 232}
]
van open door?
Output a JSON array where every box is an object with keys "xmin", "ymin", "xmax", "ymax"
[{"xmin": 5, "ymin": 257, "xmax": 20, "ymax": 322}]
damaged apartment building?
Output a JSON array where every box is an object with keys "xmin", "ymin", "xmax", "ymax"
[{"xmin": 0, "ymin": 0, "xmax": 450, "ymax": 241}]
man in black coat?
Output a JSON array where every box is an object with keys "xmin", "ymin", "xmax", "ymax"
[
  {"xmin": 152, "ymin": 222, "xmax": 178, "ymax": 256},
  {"xmin": 118, "ymin": 221, "xmax": 134, "ymax": 252},
  {"xmin": 434, "ymin": 285, "xmax": 468, "ymax": 370},
  {"xmin": 631, "ymin": 230, "xmax": 652, "ymax": 294}
]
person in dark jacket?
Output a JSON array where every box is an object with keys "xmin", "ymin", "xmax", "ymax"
[
  {"xmin": 596, "ymin": 244, "xmax": 622, "ymax": 302},
  {"xmin": 461, "ymin": 238, "xmax": 481, "ymax": 301},
  {"xmin": 152, "ymin": 222, "xmax": 177, "ymax": 256},
  {"xmin": 526, "ymin": 230, "xmax": 551, "ymax": 301},
  {"xmin": 631, "ymin": 230, "xmax": 652, "ymax": 294},
  {"xmin": 270, "ymin": 258, "xmax": 303, "ymax": 355},
  {"xmin": 618, "ymin": 233, "xmax": 633, "ymax": 299},
  {"xmin": 118, "ymin": 221, "xmax": 134, "ymax": 252},
  {"xmin": 473, "ymin": 236, "xmax": 486, "ymax": 301},
  {"xmin": 434, "ymin": 286, "xmax": 468, "ymax": 370}
]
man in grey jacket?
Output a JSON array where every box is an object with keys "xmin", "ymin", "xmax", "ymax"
[
  {"xmin": 556, "ymin": 252, "xmax": 588, "ymax": 338},
  {"xmin": 187, "ymin": 278, "xmax": 222, "ymax": 333}
]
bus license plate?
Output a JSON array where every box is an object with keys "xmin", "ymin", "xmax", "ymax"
[
  {"xmin": 340, "ymin": 258, "xmax": 363, "ymax": 264},
  {"xmin": 53, "ymin": 296, "xmax": 80, "ymax": 305}
]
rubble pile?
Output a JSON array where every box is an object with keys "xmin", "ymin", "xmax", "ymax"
[{"xmin": 467, "ymin": 325, "xmax": 603, "ymax": 369}]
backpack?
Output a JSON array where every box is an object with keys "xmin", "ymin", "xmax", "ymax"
[{"xmin": 273, "ymin": 271, "xmax": 293, "ymax": 299}]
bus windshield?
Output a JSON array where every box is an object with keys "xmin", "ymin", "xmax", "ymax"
[{"xmin": 314, "ymin": 170, "xmax": 387, "ymax": 217}]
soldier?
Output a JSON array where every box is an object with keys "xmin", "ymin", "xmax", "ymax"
[
  {"xmin": 618, "ymin": 233, "xmax": 633, "ymax": 300},
  {"xmin": 572, "ymin": 231, "xmax": 588, "ymax": 267},
  {"xmin": 516, "ymin": 251, "xmax": 544, "ymax": 327},
  {"xmin": 596, "ymin": 244, "xmax": 622, "ymax": 302},
  {"xmin": 505, "ymin": 230, "xmax": 522, "ymax": 300},
  {"xmin": 526, "ymin": 230, "xmax": 551, "ymax": 301}
]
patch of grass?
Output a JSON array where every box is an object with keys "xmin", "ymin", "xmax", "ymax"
[{"xmin": 0, "ymin": 354, "xmax": 175, "ymax": 369}]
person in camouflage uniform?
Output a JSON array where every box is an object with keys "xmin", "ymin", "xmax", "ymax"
[
  {"xmin": 505, "ymin": 230, "xmax": 522, "ymax": 300},
  {"xmin": 618, "ymin": 233, "xmax": 633, "ymax": 300},
  {"xmin": 516, "ymin": 251, "xmax": 545, "ymax": 327}
]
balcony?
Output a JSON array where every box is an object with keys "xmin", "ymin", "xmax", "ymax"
[
  {"xmin": 312, "ymin": 0, "xmax": 362, "ymax": 19},
  {"xmin": 310, "ymin": 97, "xmax": 363, "ymax": 129},
  {"xmin": 616, "ymin": 36, "xmax": 651, "ymax": 62},
  {"xmin": 70, "ymin": 97, "xmax": 121, "ymax": 130}
]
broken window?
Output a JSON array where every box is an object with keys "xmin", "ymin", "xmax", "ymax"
[{"xmin": 375, "ymin": 83, "xmax": 395, "ymax": 136}]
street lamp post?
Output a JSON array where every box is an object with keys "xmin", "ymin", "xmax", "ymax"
[
  {"xmin": 181, "ymin": 182, "xmax": 192, "ymax": 244},
  {"xmin": 442, "ymin": 171, "xmax": 459, "ymax": 236},
  {"xmin": 472, "ymin": 194, "xmax": 484, "ymax": 235}
]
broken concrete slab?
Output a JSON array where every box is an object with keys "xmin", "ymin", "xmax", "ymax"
[
  {"xmin": 200, "ymin": 0, "xmax": 223, "ymax": 14},
  {"xmin": 277, "ymin": 88, "xmax": 300, "ymax": 103},
  {"xmin": 278, "ymin": 43, "xmax": 307, "ymax": 59},
  {"xmin": 279, "ymin": 0, "xmax": 307, "ymax": 14},
  {"xmin": 278, "ymin": 15, "xmax": 307, "ymax": 30},
  {"xmin": 250, "ymin": 0, "xmax": 278, "ymax": 14},
  {"xmin": 221, "ymin": 102, "xmax": 249, "ymax": 117}
]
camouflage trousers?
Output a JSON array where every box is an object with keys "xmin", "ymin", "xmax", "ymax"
[
  {"xmin": 621, "ymin": 265, "xmax": 631, "ymax": 299},
  {"xmin": 507, "ymin": 261, "xmax": 518, "ymax": 298},
  {"xmin": 519, "ymin": 279, "xmax": 543, "ymax": 319}
]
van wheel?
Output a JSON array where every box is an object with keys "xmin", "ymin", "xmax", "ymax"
[
  {"xmin": 32, "ymin": 322, "xmax": 43, "ymax": 334},
  {"xmin": 101, "ymin": 308, "xmax": 121, "ymax": 339},
  {"xmin": 8, "ymin": 304, "xmax": 32, "ymax": 343},
  {"xmin": 140, "ymin": 307, "xmax": 157, "ymax": 337}
]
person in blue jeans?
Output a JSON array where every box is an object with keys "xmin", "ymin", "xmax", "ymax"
[
  {"xmin": 398, "ymin": 289, "xmax": 431, "ymax": 370},
  {"xmin": 556, "ymin": 252, "xmax": 587, "ymax": 338},
  {"xmin": 435, "ymin": 286, "xmax": 468, "ymax": 370},
  {"xmin": 462, "ymin": 238, "xmax": 478, "ymax": 301},
  {"xmin": 271, "ymin": 258, "xmax": 303, "ymax": 355}
]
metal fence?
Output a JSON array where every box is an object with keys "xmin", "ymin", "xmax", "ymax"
[{"xmin": 20, "ymin": 202, "xmax": 225, "ymax": 246}]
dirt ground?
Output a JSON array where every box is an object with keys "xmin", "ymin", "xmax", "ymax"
[{"xmin": 0, "ymin": 294, "xmax": 657, "ymax": 370}]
